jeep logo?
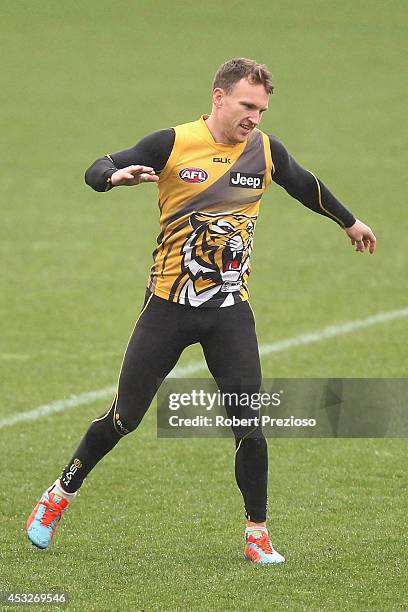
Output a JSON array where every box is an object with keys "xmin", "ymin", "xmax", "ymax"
[
  {"xmin": 179, "ymin": 168, "xmax": 208, "ymax": 183},
  {"xmin": 229, "ymin": 171, "xmax": 263, "ymax": 189}
]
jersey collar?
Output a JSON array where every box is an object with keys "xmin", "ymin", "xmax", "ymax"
[{"xmin": 199, "ymin": 115, "xmax": 248, "ymax": 151}]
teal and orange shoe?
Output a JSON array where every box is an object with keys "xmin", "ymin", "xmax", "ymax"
[
  {"xmin": 244, "ymin": 529, "xmax": 285, "ymax": 564},
  {"xmin": 26, "ymin": 486, "xmax": 72, "ymax": 549}
]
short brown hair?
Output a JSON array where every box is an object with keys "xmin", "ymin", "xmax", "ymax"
[{"xmin": 213, "ymin": 58, "xmax": 274, "ymax": 95}]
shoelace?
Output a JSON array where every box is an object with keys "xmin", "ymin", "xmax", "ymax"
[
  {"xmin": 39, "ymin": 498, "xmax": 65, "ymax": 527},
  {"xmin": 248, "ymin": 534, "xmax": 274, "ymax": 554}
]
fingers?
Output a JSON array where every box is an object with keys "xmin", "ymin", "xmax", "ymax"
[
  {"xmin": 346, "ymin": 221, "xmax": 376, "ymax": 255},
  {"xmin": 126, "ymin": 165, "xmax": 159, "ymax": 184},
  {"xmin": 127, "ymin": 165, "xmax": 155, "ymax": 176},
  {"xmin": 139, "ymin": 172, "xmax": 159, "ymax": 183},
  {"xmin": 123, "ymin": 172, "xmax": 138, "ymax": 181},
  {"xmin": 112, "ymin": 165, "xmax": 159, "ymax": 186},
  {"xmin": 358, "ymin": 229, "xmax": 376, "ymax": 254},
  {"xmin": 368, "ymin": 235, "xmax": 376, "ymax": 255},
  {"xmin": 353, "ymin": 235, "xmax": 376, "ymax": 254},
  {"xmin": 365, "ymin": 227, "xmax": 377, "ymax": 254}
]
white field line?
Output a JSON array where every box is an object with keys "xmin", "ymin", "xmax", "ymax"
[{"xmin": 1, "ymin": 307, "xmax": 407, "ymax": 430}]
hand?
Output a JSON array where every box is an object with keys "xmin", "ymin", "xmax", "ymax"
[
  {"xmin": 345, "ymin": 219, "xmax": 376, "ymax": 254},
  {"xmin": 110, "ymin": 165, "xmax": 159, "ymax": 187}
]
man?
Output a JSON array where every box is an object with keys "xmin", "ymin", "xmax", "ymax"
[{"xmin": 26, "ymin": 58, "xmax": 376, "ymax": 564}]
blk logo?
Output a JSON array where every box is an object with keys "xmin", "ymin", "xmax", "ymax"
[
  {"xmin": 213, "ymin": 157, "xmax": 231, "ymax": 164},
  {"xmin": 179, "ymin": 168, "xmax": 208, "ymax": 183},
  {"xmin": 229, "ymin": 171, "xmax": 263, "ymax": 189}
]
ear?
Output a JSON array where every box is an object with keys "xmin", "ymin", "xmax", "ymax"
[
  {"xmin": 190, "ymin": 212, "xmax": 211, "ymax": 230},
  {"xmin": 212, "ymin": 87, "xmax": 224, "ymax": 108}
]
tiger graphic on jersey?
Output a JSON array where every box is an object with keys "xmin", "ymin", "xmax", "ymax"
[
  {"xmin": 147, "ymin": 116, "xmax": 274, "ymax": 307},
  {"xmin": 169, "ymin": 212, "xmax": 257, "ymax": 307}
]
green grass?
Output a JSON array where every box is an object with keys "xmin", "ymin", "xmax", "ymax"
[
  {"xmin": 1, "ymin": 0, "xmax": 407, "ymax": 610},
  {"xmin": 2, "ymin": 420, "xmax": 408, "ymax": 611}
]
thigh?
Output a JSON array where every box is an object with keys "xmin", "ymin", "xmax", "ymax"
[
  {"xmin": 201, "ymin": 301, "xmax": 261, "ymax": 388},
  {"xmin": 201, "ymin": 302, "xmax": 262, "ymax": 436},
  {"xmin": 115, "ymin": 294, "xmax": 186, "ymax": 427}
]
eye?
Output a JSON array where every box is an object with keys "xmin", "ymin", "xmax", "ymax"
[{"xmin": 210, "ymin": 221, "xmax": 234, "ymax": 234}]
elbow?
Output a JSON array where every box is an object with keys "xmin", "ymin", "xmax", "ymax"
[
  {"xmin": 84, "ymin": 167, "xmax": 92, "ymax": 188},
  {"xmin": 84, "ymin": 164, "xmax": 104, "ymax": 192},
  {"xmin": 84, "ymin": 155, "xmax": 117, "ymax": 192}
]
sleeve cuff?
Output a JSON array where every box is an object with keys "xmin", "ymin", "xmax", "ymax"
[{"xmin": 104, "ymin": 169, "xmax": 117, "ymax": 192}]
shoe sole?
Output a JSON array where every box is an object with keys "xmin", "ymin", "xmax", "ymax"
[
  {"xmin": 27, "ymin": 532, "xmax": 49, "ymax": 549},
  {"xmin": 244, "ymin": 554, "xmax": 285, "ymax": 564}
]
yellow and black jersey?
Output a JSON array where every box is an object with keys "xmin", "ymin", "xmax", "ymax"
[
  {"xmin": 85, "ymin": 117, "xmax": 355, "ymax": 307},
  {"xmin": 147, "ymin": 115, "xmax": 273, "ymax": 307}
]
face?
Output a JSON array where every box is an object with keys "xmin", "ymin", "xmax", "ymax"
[{"xmin": 213, "ymin": 78, "xmax": 269, "ymax": 144}]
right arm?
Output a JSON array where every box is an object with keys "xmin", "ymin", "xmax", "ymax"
[{"xmin": 84, "ymin": 128, "xmax": 175, "ymax": 192}]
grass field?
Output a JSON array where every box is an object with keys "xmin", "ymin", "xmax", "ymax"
[{"xmin": 1, "ymin": 1, "xmax": 407, "ymax": 610}]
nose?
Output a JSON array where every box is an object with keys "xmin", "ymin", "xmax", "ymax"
[{"xmin": 249, "ymin": 111, "xmax": 260, "ymax": 126}]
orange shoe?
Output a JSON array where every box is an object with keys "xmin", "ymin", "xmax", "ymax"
[
  {"xmin": 27, "ymin": 483, "xmax": 75, "ymax": 549},
  {"xmin": 244, "ymin": 528, "xmax": 285, "ymax": 564}
]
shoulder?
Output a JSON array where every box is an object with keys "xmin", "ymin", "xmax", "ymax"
[
  {"xmin": 267, "ymin": 134, "xmax": 289, "ymax": 155},
  {"xmin": 265, "ymin": 134, "xmax": 291, "ymax": 172},
  {"xmin": 136, "ymin": 128, "xmax": 175, "ymax": 150}
]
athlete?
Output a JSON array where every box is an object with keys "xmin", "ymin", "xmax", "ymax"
[{"xmin": 26, "ymin": 58, "xmax": 376, "ymax": 564}]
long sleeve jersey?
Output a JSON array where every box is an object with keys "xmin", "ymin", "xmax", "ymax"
[{"xmin": 85, "ymin": 116, "xmax": 355, "ymax": 307}]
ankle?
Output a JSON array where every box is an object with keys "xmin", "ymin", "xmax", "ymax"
[
  {"xmin": 245, "ymin": 525, "xmax": 268, "ymax": 535},
  {"xmin": 246, "ymin": 521, "xmax": 267, "ymax": 529},
  {"xmin": 50, "ymin": 479, "xmax": 77, "ymax": 500}
]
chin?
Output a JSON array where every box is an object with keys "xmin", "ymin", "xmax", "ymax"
[{"xmin": 234, "ymin": 133, "xmax": 247, "ymax": 143}]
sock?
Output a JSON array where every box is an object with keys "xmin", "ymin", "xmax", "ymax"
[
  {"xmin": 245, "ymin": 526, "xmax": 268, "ymax": 538},
  {"xmin": 48, "ymin": 479, "xmax": 77, "ymax": 501}
]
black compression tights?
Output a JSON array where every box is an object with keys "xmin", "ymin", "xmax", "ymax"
[{"xmin": 60, "ymin": 293, "xmax": 268, "ymax": 522}]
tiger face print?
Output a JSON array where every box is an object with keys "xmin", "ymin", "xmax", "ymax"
[{"xmin": 171, "ymin": 212, "xmax": 257, "ymax": 307}]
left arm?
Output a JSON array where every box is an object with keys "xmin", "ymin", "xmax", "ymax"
[{"xmin": 269, "ymin": 135, "xmax": 376, "ymax": 254}]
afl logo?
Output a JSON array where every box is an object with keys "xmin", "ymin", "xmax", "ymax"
[{"xmin": 179, "ymin": 167, "xmax": 208, "ymax": 183}]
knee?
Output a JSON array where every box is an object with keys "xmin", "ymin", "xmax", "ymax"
[
  {"xmin": 235, "ymin": 433, "xmax": 267, "ymax": 453},
  {"xmin": 112, "ymin": 403, "xmax": 143, "ymax": 435},
  {"xmin": 85, "ymin": 415, "xmax": 120, "ymax": 453},
  {"xmin": 88, "ymin": 399, "xmax": 141, "ymax": 443},
  {"xmin": 231, "ymin": 407, "xmax": 265, "ymax": 441}
]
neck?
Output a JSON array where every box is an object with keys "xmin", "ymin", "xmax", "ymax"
[{"xmin": 204, "ymin": 112, "xmax": 232, "ymax": 145}]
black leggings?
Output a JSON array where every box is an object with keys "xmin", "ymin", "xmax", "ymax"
[{"xmin": 60, "ymin": 293, "xmax": 268, "ymax": 522}]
